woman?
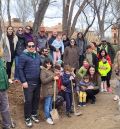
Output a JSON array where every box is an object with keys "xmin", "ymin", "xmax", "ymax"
[
  {"xmin": 63, "ymin": 38, "xmax": 79, "ymax": 69},
  {"xmin": 40, "ymin": 59, "xmax": 58, "ymax": 125},
  {"xmin": 87, "ymin": 65, "xmax": 100, "ymax": 95},
  {"xmin": 90, "ymin": 42, "xmax": 97, "ymax": 55},
  {"xmin": 14, "ymin": 27, "xmax": 26, "ymax": 82},
  {"xmin": 76, "ymin": 32, "xmax": 88, "ymax": 67},
  {"xmin": 0, "ymin": 26, "xmax": 18, "ymax": 83}
]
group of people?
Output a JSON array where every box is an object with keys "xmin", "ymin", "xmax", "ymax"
[{"xmin": 0, "ymin": 25, "xmax": 117, "ymax": 129}]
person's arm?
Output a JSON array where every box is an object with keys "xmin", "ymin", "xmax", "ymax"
[
  {"xmin": 77, "ymin": 67, "xmax": 84, "ymax": 78},
  {"xmin": 61, "ymin": 41, "xmax": 64, "ymax": 54},
  {"xmin": 48, "ymin": 38, "xmax": 56, "ymax": 51},
  {"xmin": 63, "ymin": 47, "xmax": 68, "ymax": 64}
]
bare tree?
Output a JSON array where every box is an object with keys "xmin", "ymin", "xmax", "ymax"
[
  {"xmin": 33, "ymin": 0, "xmax": 50, "ymax": 34},
  {"xmin": 90, "ymin": 0, "xmax": 112, "ymax": 39},
  {"xmin": 31, "ymin": 0, "xmax": 40, "ymax": 17},
  {"xmin": 7, "ymin": 0, "xmax": 11, "ymax": 26},
  {"xmin": 62, "ymin": 0, "xmax": 89, "ymax": 37}
]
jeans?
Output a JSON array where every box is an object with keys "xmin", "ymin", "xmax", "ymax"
[
  {"xmin": 14, "ymin": 56, "xmax": 19, "ymax": 80},
  {"xmin": 107, "ymin": 69, "xmax": 112, "ymax": 88},
  {"xmin": 64, "ymin": 92, "xmax": 72, "ymax": 112},
  {"xmin": 23, "ymin": 84, "xmax": 40, "ymax": 119},
  {"xmin": 6, "ymin": 60, "xmax": 13, "ymax": 79},
  {"xmin": 44, "ymin": 96, "xmax": 53, "ymax": 119},
  {"xmin": 0, "ymin": 91, "xmax": 12, "ymax": 128},
  {"xmin": 86, "ymin": 89, "xmax": 96, "ymax": 102}
]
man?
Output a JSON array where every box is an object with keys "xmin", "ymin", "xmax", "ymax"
[
  {"xmin": 40, "ymin": 47, "xmax": 53, "ymax": 64},
  {"xmin": 35, "ymin": 27, "xmax": 48, "ymax": 52},
  {"xmin": 19, "ymin": 41, "xmax": 41, "ymax": 127}
]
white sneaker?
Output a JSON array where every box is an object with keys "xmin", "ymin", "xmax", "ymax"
[
  {"xmin": 46, "ymin": 118, "xmax": 54, "ymax": 125},
  {"xmin": 9, "ymin": 79, "xmax": 13, "ymax": 84},
  {"xmin": 114, "ymin": 95, "xmax": 119, "ymax": 101},
  {"xmin": 101, "ymin": 89, "xmax": 104, "ymax": 92}
]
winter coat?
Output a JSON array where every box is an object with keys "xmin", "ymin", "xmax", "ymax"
[
  {"xmin": 0, "ymin": 34, "xmax": 18, "ymax": 62},
  {"xmin": 0, "ymin": 58, "xmax": 9, "ymax": 91},
  {"xmin": 77, "ymin": 66, "xmax": 88, "ymax": 79},
  {"xmin": 15, "ymin": 32, "xmax": 26, "ymax": 56},
  {"xmin": 98, "ymin": 60, "xmax": 111, "ymax": 76},
  {"xmin": 19, "ymin": 49, "xmax": 41, "ymax": 84},
  {"xmin": 48, "ymin": 35, "xmax": 56, "ymax": 52},
  {"xmin": 63, "ymin": 38, "xmax": 70, "ymax": 48},
  {"xmin": 62, "ymin": 72, "xmax": 72, "ymax": 93},
  {"xmin": 40, "ymin": 67, "xmax": 55, "ymax": 97},
  {"xmin": 63, "ymin": 46, "xmax": 79, "ymax": 69}
]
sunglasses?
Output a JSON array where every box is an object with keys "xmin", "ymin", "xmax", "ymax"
[{"xmin": 27, "ymin": 45, "xmax": 35, "ymax": 48}]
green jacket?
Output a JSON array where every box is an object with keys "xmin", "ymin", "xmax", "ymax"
[
  {"xmin": 0, "ymin": 58, "xmax": 9, "ymax": 91},
  {"xmin": 98, "ymin": 60, "xmax": 111, "ymax": 76},
  {"xmin": 77, "ymin": 66, "xmax": 88, "ymax": 79}
]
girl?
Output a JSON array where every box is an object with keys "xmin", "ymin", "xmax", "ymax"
[
  {"xmin": 62, "ymin": 65, "xmax": 74, "ymax": 117},
  {"xmin": 51, "ymin": 34, "xmax": 64, "ymax": 64},
  {"xmin": 40, "ymin": 59, "xmax": 58, "ymax": 125},
  {"xmin": 77, "ymin": 59, "xmax": 90, "ymax": 79},
  {"xmin": 98, "ymin": 49, "xmax": 112, "ymax": 92},
  {"xmin": 63, "ymin": 38, "xmax": 79, "ymax": 69},
  {"xmin": 113, "ymin": 51, "xmax": 120, "ymax": 100},
  {"xmin": 1, "ymin": 26, "xmax": 18, "ymax": 84}
]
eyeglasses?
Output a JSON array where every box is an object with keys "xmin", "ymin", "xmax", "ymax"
[
  {"xmin": 44, "ymin": 51, "xmax": 48, "ymax": 53},
  {"xmin": 18, "ymin": 29, "xmax": 23, "ymax": 32},
  {"xmin": 26, "ymin": 27, "xmax": 30, "ymax": 30},
  {"xmin": 27, "ymin": 45, "xmax": 35, "ymax": 48},
  {"xmin": 70, "ymin": 40, "xmax": 75, "ymax": 42}
]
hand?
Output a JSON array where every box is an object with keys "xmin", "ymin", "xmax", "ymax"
[
  {"xmin": 69, "ymin": 76, "xmax": 74, "ymax": 80},
  {"xmin": 87, "ymin": 86, "xmax": 94, "ymax": 89},
  {"xmin": 22, "ymin": 82, "xmax": 28, "ymax": 88},
  {"xmin": 61, "ymin": 85, "xmax": 66, "ymax": 91},
  {"xmin": 54, "ymin": 76, "xmax": 59, "ymax": 80}
]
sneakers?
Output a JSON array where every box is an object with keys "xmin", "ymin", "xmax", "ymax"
[
  {"xmin": 46, "ymin": 118, "xmax": 54, "ymax": 125},
  {"xmin": 8, "ymin": 79, "xmax": 13, "ymax": 84},
  {"xmin": 114, "ymin": 95, "xmax": 119, "ymax": 101},
  {"xmin": 82, "ymin": 102, "xmax": 86, "ymax": 107},
  {"xmin": 25, "ymin": 118, "xmax": 33, "ymax": 127},
  {"xmin": 31, "ymin": 115, "xmax": 39, "ymax": 123},
  {"xmin": 107, "ymin": 87, "xmax": 112, "ymax": 93},
  {"xmin": 78, "ymin": 102, "xmax": 83, "ymax": 107}
]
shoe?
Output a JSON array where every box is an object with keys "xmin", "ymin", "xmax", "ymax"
[
  {"xmin": 25, "ymin": 118, "xmax": 33, "ymax": 127},
  {"xmin": 46, "ymin": 118, "xmax": 54, "ymax": 125},
  {"xmin": 82, "ymin": 102, "xmax": 86, "ymax": 107},
  {"xmin": 101, "ymin": 89, "xmax": 104, "ymax": 92},
  {"xmin": 114, "ymin": 95, "xmax": 119, "ymax": 101},
  {"xmin": 78, "ymin": 102, "xmax": 83, "ymax": 107},
  {"xmin": 8, "ymin": 79, "xmax": 13, "ymax": 84},
  {"xmin": 70, "ymin": 110, "xmax": 74, "ymax": 114},
  {"xmin": 107, "ymin": 87, "xmax": 112, "ymax": 93},
  {"xmin": 2, "ymin": 121, "xmax": 16, "ymax": 129},
  {"xmin": 91, "ymin": 100, "xmax": 95, "ymax": 104},
  {"xmin": 31, "ymin": 114, "xmax": 39, "ymax": 123},
  {"xmin": 66, "ymin": 112, "xmax": 71, "ymax": 117}
]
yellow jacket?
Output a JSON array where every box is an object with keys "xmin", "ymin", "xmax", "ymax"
[{"xmin": 98, "ymin": 60, "xmax": 111, "ymax": 76}]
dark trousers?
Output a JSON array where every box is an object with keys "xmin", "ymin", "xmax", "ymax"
[
  {"xmin": 86, "ymin": 89, "xmax": 96, "ymax": 102},
  {"xmin": 64, "ymin": 92, "xmax": 72, "ymax": 112},
  {"xmin": 107, "ymin": 69, "xmax": 112, "ymax": 88},
  {"xmin": 6, "ymin": 60, "xmax": 13, "ymax": 79},
  {"xmin": 79, "ymin": 55, "xmax": 85, "ymax": 67},
  {"xmin": 23, "ymin": 85, "xmax": 40, "ymax": 119}
]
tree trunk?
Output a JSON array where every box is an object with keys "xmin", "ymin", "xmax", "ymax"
[
  {"xmin": 33, "ymin": 0, "xmax": 50, "ymax": 34},
  {"xmin": 7, "ymin": 0, "xmax": 11, "ymax": 26}
]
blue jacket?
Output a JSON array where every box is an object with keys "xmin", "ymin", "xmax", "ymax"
[
  {"xmin": 19, "ymin": 49, "xmax": 41, "ymax": 85},
  {"xmin": 62, "ymin": 72, "xmax": 72, "ymax": 93}
]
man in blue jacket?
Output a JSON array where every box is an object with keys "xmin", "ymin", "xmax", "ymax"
[{"xmin": 19, "ymin": 41, "xmax": 41, "ymax": 127}]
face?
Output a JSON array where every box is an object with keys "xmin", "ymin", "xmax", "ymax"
[
  {"xmin": 25, "ymin": 26, "xmax": 31, "ymax": 33},
  {"xmin": 43, "ymin": 49, "xmax": 48, "ymax": 56},
  {"xmin": 46, "ymin": 62, "xmax": 52, "ymax": 69},
  {"xmin": 53, "ymin": 31, "xmax": 57, "ymax": 37},
  {"xmin": 89, "ymin": 67, "xmax": 95, "ymax": 75},
  {"xmin": 57, "ymin": 35, "xmax": 62, "ymax": 41},
  {"xmin": 101, "ymin": 50, "xmax": 105, "ymax": 57},
  {"xmin": 83, "ymin": 60, "xmax": 89, "ymax": 66},
  {"xmin": 70, "ymin": 40, "xmax": 75, "ymax": 46},
  {"xmin": 84, "ymin": 78, "xmax": 89, "ymax": 83},
  {"xmin": 87, "ymin": 48, "xmax": 92, "ymax": 53},
  {"xmin": 54, "ymin": 69, "xmax": 61, "ymax": 76},
  {"xmin": 18, "ymin": 27, "xmax": 23, "ymax": 34},
  {"xmin": 7, "ymin": 26, "xmax": 13, "ymax": 35},
  {"xmin": 27, "ymin": 42, "xmax": 35, "ymax": 53},
  {"xmin": 90, "ymin": 43, "xmax": 95, "ymax": 49},
  {"xmin": 62, "ymin": 35, "xmax": 67, "ymax": 40},
  {"xmin": 78, "ymin": 33, "xmax": 82, "ymax": 38}
]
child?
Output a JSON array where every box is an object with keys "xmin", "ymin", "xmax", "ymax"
[
  {"xmin": 98, "ymin": 56, "xmax": 111, "ymax": 92},
  {"xmin": 76, "ymin": 75, "xmax": 95, "ymax": 106},
  {"xmin": 51, "ymin": 34, "xmax": 64, "ymax": 64},
  {"xmin": 0, "ymin": 47, "xmax": 15, "ymax": 129},
  {"xmin": 113, "ymin": 51, "xmax": 120, "ymax": 100},
  {"xmin": 77, "ymin": 59, "xmax": 90, "ymax": 79},
  {"xmin": 62, "ymin": 65, "xmax": 74, "ymax": 117}
]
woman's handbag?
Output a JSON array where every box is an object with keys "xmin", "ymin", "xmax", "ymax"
[{"xmin": 50, "ymin": 80, "xmax": 59, "ymax": 121}]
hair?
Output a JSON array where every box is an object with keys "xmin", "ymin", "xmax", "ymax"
[
  {"xmin": 26, "ymin": 40, "xmax": 35, "ymax": 47},
  {"xmin": 42, "ymin": 58, "xmax": 53, "ymax": 68},
  {"xmin": 77, "ymin": 32, "xmax": 84, "ymax": 40},
  {"xmin": 83, "ymin": 74, "xmax": 90, "ymax": 80},
  {"xmin": 83, "ymin": 58, "xmax": 89, "ymax": 63},
  {"xmin": 64, "ymin": 65, "xmax": 72, "ymax": 72},
  {"xmin": 91, "ymin": 42, "xmax": 97, "ymax": 47},
  {"xmin": 98, "ymin": 49, "xmax": 108, "ymax": 59},
  {"xmin": 54, "ymin": 64, "xmax": 61, "ymax": 70},
  {"xmin": 86, "ymin": 45, "xmax": 92, "ymax": 50},
  {"xmin": 87, "ymin": 65, "xmax": 95, "ymax": 74},
  {"xmin": 25, "ymin": 25, "xmax": 33, "ymax": 33},
  {"xmin": 39, "ymin": 47, "xmax": 47, "ymax": 55}
]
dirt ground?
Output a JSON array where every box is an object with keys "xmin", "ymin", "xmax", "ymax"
[{"xmin": 1, "ymin": 79, "xmax": 120, "ymax": 129}]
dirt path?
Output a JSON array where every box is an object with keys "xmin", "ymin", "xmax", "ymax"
[{"xmin": 6, "ymin": 80, "xmax": 120, "ymax": 129}]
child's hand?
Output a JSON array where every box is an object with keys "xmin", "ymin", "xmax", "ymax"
[
  {"xmin": 87, "ymin": 86, "xmax": 94, "ymax": 89},
  {"xmin": 54, "ymin": 76, "xmax": 59, "ymax": 80},
  {"xmin": 61, "ymin": 85, "xmax": 66, "ymax": 91},
  {"xmin": 69, "ymin": 76, "xmax": 74, "ymax": 80}
]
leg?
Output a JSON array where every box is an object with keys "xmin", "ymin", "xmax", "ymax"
[
  {"xmin": 100, "ymin": 81, "xmax": 104, "ymax": 92},
  {"xmin": 0, "ymin": 91, "xmax": 12, "ymax": 128},
  {"xmin": 53, "ymin": 52, "xmax": 57, "ymax": 64},
  {"xmin": 32, "ymin": 86, "xmax": 40, "ymax": 115},
  {"xmin": 107, "ymin": 70, "xmax": 112, "ymax": 88},
  {"xmin": 65, "ymin": 92, "xmax": 71, "ymax": 112},
  {"xmin": 14, "ymin": 56, "xmax": 19, "ymax": 80},
  {"xmin": 57, "ymin": 51, "xmax": 61, "ymax": 60},
  {"xmin": 103, "ymin": 80, "xmax": 107, "ymax": 92},
  {"xmin": 86, "ymin": 89, "xmax": 96, "ymax": 103},
  {"xmin": 79, "ymin": 91, "xmax": 83, "ymax": 103},
  {"xmin": 83, "ymin": 92, "xmax": 87, "ymax": 103},
  {"xmin": 44, "ymin": 96, "xmax": 53, "ymax": 119},
  {"xmin": 23, "ymin": 86, "xmax": 34, "ymax": 119},
  {"xmin": 6, "ymin": 62, "xmax": 12, "ymax": 79}
]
